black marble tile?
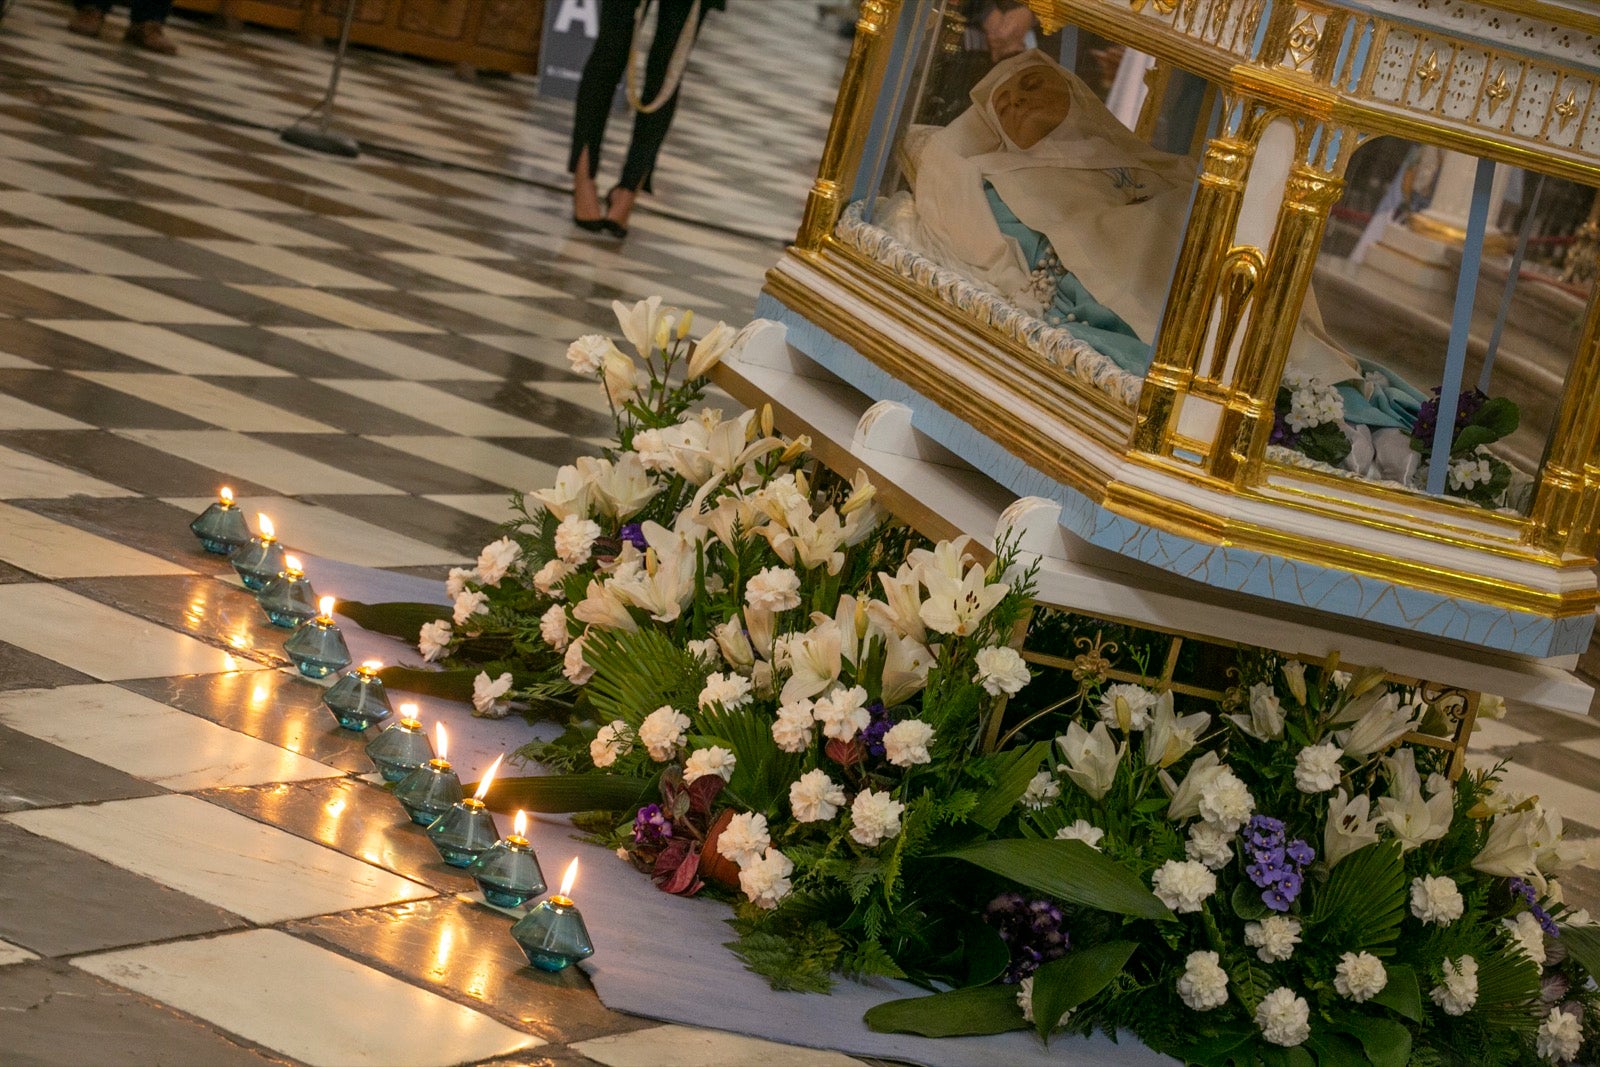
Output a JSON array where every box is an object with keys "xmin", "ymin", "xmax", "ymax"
[
  {"xmin": 62, "ymin": 575, "xmax": 288, "ymax": 670},
  {"xmin": 352, "ymin": 166, "xmax": 487, "ymax": 201},
  {"xmin": 0, "ymin": 822, "xmax": 245, "ymax": 956},
  {"xmin": 0, "ymin": 369, "xmax": 209, "ymax": 429},
  {"xmin": 249, "ymin": 433, "xmax": 503, "ymax": 496},
  {"xmin": 0, "ymin": 431, "xmax": 274, "ymax": 496},
  {"xmin": 0, "ymin": 273, "xmax": 118, "ymax": 318},
  {"xmin": 96, "ymin": 236, "xmax": 294, "ymax": 284},
  {"xmin": 348, "ymin": 290, "xmax": 515, "ymax": 335},
  {"xmin": 0, "ymin": 560, "xmax": 34, "ymax": 583},
  {"xmin": 300, "ymin": 494, "xmax": 492, "ymax": 559},
  {"xmin": 128, "ymin": 278, "xmax": 334, "ymax": 327},
  {"xmin": 53, "ymin": 164, "xmax": 205, "ymax": 203},
  {"xmin": 0, "ymin": 724, "xmax": 164, "ymax": 813},
  {"xmin": 198, "ymin": 777, "xmax": 480, "ymax": 895},
  {"xmin": 0, "ymin": 642, "xmax": 95, "ymax": 691},
  {"xmin": 399, "ymin": 333, "xmax": 592, "ymax": 384},
  {"xmin": 0, "ymin": 961, "xmax": 289, "ymax": 1067},
  {"xmin": 120, "ymin": 670, "xmax": 376, "ymax": 776},
  {"xmin": 225, "ymin": 180, "xmax": 385, "ymax": 216},
  {"xmin": 486, "ymin": 435, "xmax": 609, "ymax": 469},
  {"xmin": 173, "ymin": 326, "xmax": 386, "ymax": 379},
  {"xmin": 284, "ymin": 248, "xmax": 476, "ymax": 293},
  {"xmin": 430, "ymin": 381, "xmax": 612, "ymax": 439},
  {"xmin": 59, "ymin": 198, "xmax": 238, "ymax": 240},
  {"xmin": 287, "ymin": 896, "xmax": 654, "ymax": 1045},
  {"xmin": 18, "ymin": 495, "xmax": 235, "ymax": 573},
  {"xmin": 197, "ymin": 377, "xmax": 444, "ymax": 435},
  {"xmin": 0, "ymin": 320, "xmax": 152, "ymax": 373}
]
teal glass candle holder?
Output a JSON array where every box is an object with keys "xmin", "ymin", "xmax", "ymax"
[
  {"xmin": 471, "ymin": 833, "xmax": 546, "ymax": 907},
  {"xmin": 365, "ymin": 713, "xmax": 432, "ymax": 781},
  {"xmin": 393, "ymin": 758, "xmax": 462, "ymax": 826},
  {"xmin": 284, "ymin": 604, "xmax": 351, "ymax": 680},
  {"xmin": 189, "ymin": 490, "xmax": 250, "ymax": 555},
  {"xmin": 426, "ymin": 798, "xmax": 499, "ymax": 867},
  {"xmin": 323, "ymin": 661, "xmax": 392, "ymax": 731},
  {"xmin": 511, "ymin": 895, "xmax": 594, "ymax": 972},
  {"xmin": 232, "ymin": 527, "xmax": 287, "ymax": 591},
  {"xmin": 258, "ymin": 560, "xmax": 318, "ymax": 629}
]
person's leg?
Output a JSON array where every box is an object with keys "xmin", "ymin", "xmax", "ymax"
[
  {"xmin": 608, "ymin": 0, "xmax": 705, "ymax": 228},
  {"xmin": 67, "ymin": 0, "xmax": 112, "ymax": 37},
  {"xmin": 569, "ymin": 0, "xmax": 636, "ymax": 223},
  {"xmin": 125, "ymin": 0, "xmax": 177, "ymax": 52}
]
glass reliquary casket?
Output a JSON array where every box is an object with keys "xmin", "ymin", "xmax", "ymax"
[{"xmin": 752, "ymin": 0, "xmax": 1600, "ymax": 664}]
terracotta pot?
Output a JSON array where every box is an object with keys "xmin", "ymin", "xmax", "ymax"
[{"xmin": 697, "ymin": 808, "xmax": 743, "ymax": 889}]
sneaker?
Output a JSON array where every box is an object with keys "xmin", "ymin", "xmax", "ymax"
[
  {"xmin": 67, "ymin": 7, "xmax": 105, "ymax": 36},
  {"xmin": 124, "ymin": 20, "xmax": 177, "ymax": 54}
]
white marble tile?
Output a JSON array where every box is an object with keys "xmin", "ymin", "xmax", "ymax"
[
  {"xmin": 0, "ymin": 584, "xmax": 254, "ymax": 680},
  {"xmin": 1465, "ymin": 754, "xmax": 1600, "ymax": 836},
  {"xmin": 424, "ymin": 493, "xmax": 519, "ymax": 524},
  {"xmin": 0, "ymin": 158, "xmax": 106, "ymax": 198},
  {"xmin": 40, "ymin": 321, "xmax": 291, "ymax": 377},
  {"xmin": 1471, "ymin": 717, "xmax": 1543, "ymax": 750},
  {"xmin": 232, "ymin": 286, "xmax": 441, "ymax": 332},
  {"xmin": 0, "ymin": 684, "xmax": 340, "ymax": 790},
  {"xmin": 76, "ymin": 373, "xmax": 337, "ymax": 433},
  {"xmin": 506, "ymin": 379, "xmax": 611, "ymax": 418},
  {"xmin": 269, "ymin": 328, "xmax": 496, "ymax": 381},
  {"xmin": 191, "ymin": 242, "xmax": 392, "ymax": 290},
  {"xmin": 75, "ymin": 929, "xmax": 539, "ymax": 1066},
  {"xmin": 93, "ymin": 141, "xmax": 263, "ymax": 179},
  {"xmin": 418, "ymin": 291, "xmax": 585, "ymax": 334},
  {"xmin": 0, "ymin": 940, "xmax": 38, "ymax": 967},
  {"xmin": 0, "ymin": 443, "xmax": 129, "ymax": 499},
  {"xmin": 0, "ymin": 229, "xmax": 189, "ymax": 277},
  {"xmin": 0, "ymin": 393, "xmax": 91, "ymax": 430},
  {"xmin": 317, "ymin": 381, "xmax": 542, "ymax": 436},
  {"xmin": 9, "ymin": 274, "xmax": 237, "ymax": 324},
  {"xmin": 0, "ymin": 192, "xmax": 153, "ymax": 235},
  {"xmin": 164, "ymin": 495, "xmax": 467, "ymax": 567},
  {"xmin": 260, "ymin": 156, "xmax": 427, "ymax": 197},
  {"xmin": 161, "ymin": 206, "xmax": 336, "ymax": 246},
  {"xmin": 367, "ymin": 436, "xmax": 557, "ymax": 492},
  {"xmin": 118, "ymin": 430, "xmax": 400, "ymax": 495},
  {"xmin": 9, "ymin": 796, "xmax": 435, "ymax": 924},
  {"xmin": 0, "ymin": 350, "xmax": 43, "ymax": 370},
  {"xmin": 379, "ymin": 253, "xmax": 563, "ymax": 297},
  {"xmin": 123, "ymin": 171, "xmax": 302, "ymax": 213},
  {"xmin": 0, "ymin": 502, "xmax": 192, "ymax": 578},
  {"xmin": 0, "ymin": 131, "xmax": 81, "ymax": 164},
  {"xmin": 571, "ymin": 1025, "xmax": 859, "ymax": 1067}
]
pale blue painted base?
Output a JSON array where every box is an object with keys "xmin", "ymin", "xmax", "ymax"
[{"xmin": 756, "ymin": 292, "xmax": 1593, "ymax": 659}]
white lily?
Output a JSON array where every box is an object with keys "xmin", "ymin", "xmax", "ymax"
[
  {"xmin": 713, "ymin": 613, "xmax": 754, "ymax": 670},
  {"xmin": 908, "ymin": 536, "xmax": 975, "ymax": 586},
  {"xmin": 1281, "ymin": 661, "xmax": 1308, "ymax": 704},
  {"xmin": 1336, "ymin": 691, "xmax": 1418, "ymax": 757},
  {"xmin": 866, "ymin": 561, "xmax": 927, "ymax": 644},
  {"xmin": 1055, "ymin": 721, "xmax": 1122, "ymax": 801},
  {"xmin": 601, "ymin": 346, "xmax": 641, "ymax": 403},
  {"xmin": 1143, "ymin": 693, "xmax": 1210, "ymax": 769},
  {"xmin": 585, "ymin": 452, "xmax": 659, "ymax": 522},
  {"xmin": 1324, "ymin": 788, "xmax": 1382, "ymax": 867},
  {"xmin": 571, "ymin": 578, "xmax": 638, "ymax": 633},
  {"xmin": 528, "ymin": 463, "xmax": 592, "ymax": 521},
  {"xmin": 1163, "ymin": 751, "xmax": 1224, "ymax": 822},
  {"xmin": 780, "ymin": 619, "xmax": 843, "ymax": 705},
  {"xmin": 919, "ymin": 562, "xmax": 1009, "ymax": 637},
  {"xmin": 1377, "ymin": 749, "xmax": 1452, "ymax": 851},
  {"xmin": 879, "ymin": 631, "xmax": 933, "ymax": 705},
  {"xmin": 1227, "ymin": 682, "xmax": 1285, "ymax": 740},
  {"xmin": 764, "ymin": 505, "xmax": 852, "ymax": 575},
  {"xmin": 608, "ymin": 523, "xmax": 699, "ymax": 623},
  {"xmin": 612, "ymin": 295, "xmax": 668, "ymax": 358},
  {"xmin": 687, "ymin": 321, "xmax": 736, "ymax": 377},
  {"xmin": 1473, "ymin": 808, "xmax": 1542, "ymax": 879}
]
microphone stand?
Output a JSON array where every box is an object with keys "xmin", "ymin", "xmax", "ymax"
[{"xmin": 281, "ymin": 0, "xmax": 360, "ymax": 157}]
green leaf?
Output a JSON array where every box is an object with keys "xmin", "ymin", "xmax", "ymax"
[
  {"xmin": 1308, "ymin": 840, "xmax": 1405, "ymax": 953},
  {"xmin": 961, "ymin": 919, "xmax": 1010, "ymax": 988},
  {"xmin": 1348, "ymin": 1017, "xmax": 1412, "ymax": 1067},
  {"xmin": 337, "ymin": 600, "xmax": 448, "ymax": 642},
  {"xmin": 863, "ymin": 985, "xmax": 1026, "ymax": 1037},
  {"xmin": 1305, "ymin": 1031, "xmax": 1369, "ymax": 1067},
  {"xmin": 1370, "ymin": 963, "xmax": 1423, "ymax": 1022},
  {"xmin": 969, "ymin": 741, "xmax": 1050, "ymax": 831},
  {"xmin": 376, "ymin": 666, "xmax": 476, "ymax": 701},
  {"xmin": 937, "ymin": 839, "xmax": 1174, "ymax": 921},
  {"xmin": 1029, "ymin": 941, "xmax": 1137, "ymax": 1040},
  {"xmin": 1180, "ymin": 1028, "xmax": 1253, "ymax": 1067},
  {"xmin": 693, "ymin": 702, "xmax": 802, "ymax": 816},
  {"xmin": 1231, "ymin": 881, "xmax": 1269, "ymax": 921},
  {"xmin": 1560, "ymin": 923, "xmax": 1600, "ymax": 982},
  {"xmin": 583, "ymin": 628, "xmax": 702, "ymax": 726},
  {"xmin": 485, "ymin": 773, "xmax": 654, "ymax": 813}
]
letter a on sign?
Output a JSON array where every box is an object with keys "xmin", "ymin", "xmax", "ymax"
[{"xmin": 553, "ymin": 0, "xmax": 599, "ymax": 37}]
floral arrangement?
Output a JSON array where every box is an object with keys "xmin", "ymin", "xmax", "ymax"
[
  {"xmin": 378, "ymin": 299, "xmax": 1598, "ymax": 1067},
  {"xmin": 1410, "ymin": 386, "xmax": 1521, "ymax": 509},
  {"xmin": 1272, "ymin": 372, "xmax": 1351, "ymax": 468}
]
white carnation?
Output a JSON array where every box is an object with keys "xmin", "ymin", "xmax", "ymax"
[
  {"xmin": 1151, "ymin": 859, "xmax": 1217, "ymax": 914},
  {"xmin": 737, "ymin": 847, "xmax": 793, "ymax": 909},
  {"xmin": 418, "ymin": 619, "xmax": 451, "ymax": 662},
  {"xmin": 1098, "ymin": 683, "xmax": 1159, "ymax": 732},
  {"xmin": 771, "ymin": 700, "xmax": 815, "ymax": 753},
  {"xmin": 1409, "ymin": 875, "xmax": 1464, "ymax": 925},
  {"xmin": 1503, "ymin": 910, "xmax": 1548, "ymax": 966},
  {"xmin": 882, "ymin": 719, "xmax": 934, "ymax": 767},
  {"xmin": 533, "ymin": 559, "xmax": 574, "ymax": 598},
  {"xmin": 1255, "ymin": 987, "xmax": 1311, "ymax": 1047},
  {"xmin": 697, "ymin": 671, "xmax": 753, "ymax": 711},
  {"xmin": 685, "ymin": 637, "xmax": 719, "ymax": 663},
  {"xmin": 974, "ymin": 646, "xmax": 1031, "ymax": 696},
  {"xmin": 745, "ymin": 565, "xmax": 801, "ymax": 612},
  {"xmin": 1538, "ymin": 1007, "xmax": 1583, "ymax": 1062},
  {"xmin": 1244, "ymin": 916, "xmax": 1301, "ymax": 963},
  {"xmin": 683, "ymin": 745, "xmax": 736, "ymax": 785},
  {"xmin": 1020, "ymin": 770, "xmax": 1061, "ymax": 810},
  {"xmin": 1429, "ymin": 955, "xmax": 1478, "ymax": 1016},
  {"xmin": 1294, "ymin": 742, "xmax": 1343, "ymax": 793},
  {"xmin": 589, "ymin": 719, "xmax": 632, "ymax": 768},
  {"xmin": 539, "ymin": 603, "xmax": 570, "ymax": 650},
  {"xmin": 476, "ymin": 537, "xmax": 522, "ymax": 585},
  {"xmin": 445, "ymin": 566, "xmax": 477, "ymax": 599},
  {"xmin": 715, "ymin": 811, "xmax": 769, "ymax": 867},
  {"xmin": 637, "ymin": 705, "xmax": 689, "ymax": 761},
  {"xmin": 850, "ymin": 789, "xmax": 904, "ymax": 847},
  {"xmin": 813, "ymin": 685, "xmax": 870, "ymax": 741},
  {"xmin": 1197, "ymin": 768, "xmax": 1255, "ymax": 832},
  {"xmin": 789, "ymin": 768, "xmax": 846, "ymax": 823},
  {"xmin": 554, "ymin": 515, "xmax": 601, "ymax": 564},
  {"xmin": 471, "ymin": 671, "xmax": 513, "ymax": 717},
  {"xmin": 1186, "ymin": 821, "xmax": 1235, "ymax": 870},
  {"xmin": 453, "ymin": 589, "xmax": 489, "ymax": 626},
  {"xmin": 1055, "ymin": 819, "xmax": 1104, "ymax": 851},
  {"xmin": 1177, "ymin": 950, "xmax": 1229, "ymax": 1011},
  {"xmin": 562, "ymin": 634, "xmax": 593, "ymax": 684},
  {"xmin": 1334, "ymin": 951, "xmax": 1387, "ymax": 1003},
  {"xmin": 566, "ymin": 334, "xmax": 613, "ymax": 375}
]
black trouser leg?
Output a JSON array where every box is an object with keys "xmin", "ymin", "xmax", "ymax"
[
  {"xmin": 616, "ymin": 0, "xmax": 704, "ymax": 194},
  {"xmin": 128, "ymin": 0, "xmax": 173, "ymax": 21},
  {"xmin": 567, "ymin": 0, "xmax": 637, "ymax": 178}
]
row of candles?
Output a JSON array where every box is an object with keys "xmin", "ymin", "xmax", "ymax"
[{"xmin": 189, "ymin": 488, "xmax": 594, "ymax": 972}]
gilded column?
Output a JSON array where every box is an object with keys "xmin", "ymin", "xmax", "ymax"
[
  {"xmin": 1133, "ymin": 132, "xmax": 1255, "ymax": 454},
  {"xmin": 1211, "ymin": 163, "xmax": 1345, "ymax": 485},
  {"xmin": 1529, "ymin": 290, "xmax": 1600, "ymax": 557},
  {"xmin": 796, "ymin": 0, "xmax": 901, "ymax": 252}
]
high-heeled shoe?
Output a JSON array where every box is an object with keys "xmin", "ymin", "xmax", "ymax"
[
  {"xmin": 601, "ymin": 188, "xmax": 629, "ymax": 240},
  {"xmin": 572, "ymin": 186, "xmax": 605, "ymax": 232}
]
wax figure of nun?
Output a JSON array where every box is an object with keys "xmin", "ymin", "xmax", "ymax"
[{"xmin": 880, "ymin": 49, "xmax": 1427, "ymax": 482}]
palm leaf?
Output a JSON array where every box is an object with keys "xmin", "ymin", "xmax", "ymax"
[
  {"xmin": 484, "ymin": 773, "xmax": 655, "ymax": 814},
  {"xmin": 1560, "ymin": 923, "xmax": 1600, "ymax": 983},
  {"xmin": 937, "ymin": 839, "xmax": 1173, "ymax": 921},
  {"xmin": 376, "ymin": 666, "xmax": 476, "ymax": 701},
  {"xmin": 337, "ymin": 600, "xmax": 447, "ymax": 642},
  {"xmin": 1308, "ymin": 840, "xmax": 1405, "ymax": 953},
  {"xmin": 863, "ymin": 985, "xmax": 1026, "ymax": 1037},
  {"xmin": 693, "ymin": 703, "xmax": 802, "ymax": 816},
  {"xmin": 583, "ymin": 628, "xmax": 703, "ymax": 726}
]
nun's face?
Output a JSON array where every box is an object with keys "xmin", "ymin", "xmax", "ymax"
[{"xmin": 991, "ymin": 66, "xmax": 1072, "ymax": 149}]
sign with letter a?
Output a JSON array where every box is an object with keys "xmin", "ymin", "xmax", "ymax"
[{"xmin": 539, "ymin": 0, "xmax": 603, "ymax": 101}]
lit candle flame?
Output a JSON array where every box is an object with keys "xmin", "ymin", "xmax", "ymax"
[
  {"xmin": 514, "ymin": 810, "xmax": 527, "ymax": 837},
  {"xmin": 284, "ymin": 554, "xmax": 303, "ymax": 576},
  {"xmin": 362, "ymin": 659, "xmax": 383, "ymax": 671},
  {"xmin": 436, "ymin": 722, "xmax": 448, "ymax": 762},
  {"xmin": 400, "ymin": 702, "xmax": 419, "ymax": 725},
  {"xmin": 219, "ymin": 486, "xmax": 234, "ymax": 505},
  {"xmin": 258, "ymin": 514, "xmax": 275, "ymax": 540},
  {"xmin": 318, "ymin": 595, "xmax": 335, "ymax": 619},
  {"xmin": 559, "ymin": 857, "xmax": 579, "ymax": 899},
  {"xmin": 473, "ymin": 753, "xmax": 503, "ymax": 801}
]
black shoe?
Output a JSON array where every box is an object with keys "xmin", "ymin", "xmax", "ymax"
[
  {"xmin": 601, "ymin": 188, "xmax": 629, "ymax": 239},
  {"xmin": 572, "ymin": 215, "xmax": 605, "ymax": 232}
]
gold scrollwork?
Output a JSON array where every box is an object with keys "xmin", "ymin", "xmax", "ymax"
[
  {"xmin": 1484, "ymin": 68, "xmax": 1512, "ymax": 117},
  {"xmin": 1208, "ymin": 246, "xmax": 1266, "ymax": 380},
  {"xmin": 1556, "ymin": 90, "xmax": 1581, "ymax": 131},
  {"xmin": 1416, "ymin": 50, "xmax": 1442, "ymax": 95},
  {"xmin": 1071, "ymin": 633, "xmax": 1119, "ymax": 684},
  {"xmin": 1129, "ymin": 0, "xmax": 1179, "ymax": 14},
  {"xmin": 1285, "ymin": 15, "xmax": 1320, "ymax": 70}
]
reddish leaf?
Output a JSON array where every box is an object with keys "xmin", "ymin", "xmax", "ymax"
[{"xmin": 826, "ymin": 737, "xmax": 864, "ymax": 766}]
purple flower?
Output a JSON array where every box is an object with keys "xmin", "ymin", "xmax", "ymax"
[
  {"xmin": 1509, "ymin": 878, "xmax": 1561, "ymax": 938},
  {"xmin": 618, "ymin": 523, "xmax": 648, "ymax": 551},
  {"xmin": 632, "ymin": 803, "xmax": 672, "ymax": 847},
  {"xmin": 985, "ymin": 892, "xmax": 1069, "ymax": 982},
  {"xmin": 1285, "ymin": 839, "xmax": 1314, "ymax": 867},
  {"xmin": 1263, "ymin": 887, "xmax": 1294, "ymax": 912},
  {"xmin": 860, "ymin": 702, "xmax": 892, "ymax": 760}
]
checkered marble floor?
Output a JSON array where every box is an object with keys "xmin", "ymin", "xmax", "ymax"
[{"xmin": 0, "ymin": 0, "xmax": 1597, "ymax": 1064}]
